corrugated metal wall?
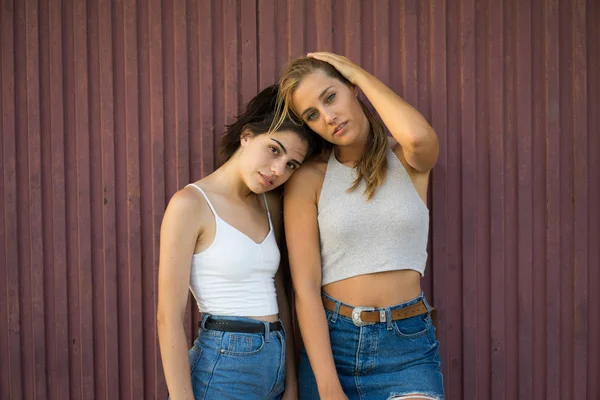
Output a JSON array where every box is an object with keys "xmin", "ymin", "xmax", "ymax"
[{"xmin": 1, "ymin": 0, "xmax": 598, "ymax": 399}]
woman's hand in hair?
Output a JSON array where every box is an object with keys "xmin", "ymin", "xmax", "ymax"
[
  {"xmin": 307, "ymin": 52, "xmax": 365, "ymax": 86},
  {"xmin": 308, "ymin": 52, "xmax": 439, "ymax": 172}
]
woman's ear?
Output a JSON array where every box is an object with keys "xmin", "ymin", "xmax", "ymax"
[{"xmin": 240, "ymin": 128, "xmax": 254, "ymax": 147}]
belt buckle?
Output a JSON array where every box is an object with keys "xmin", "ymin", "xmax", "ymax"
[{"xmin": 351, "ymin": 306, "xmax": 376, "ymax": 327}]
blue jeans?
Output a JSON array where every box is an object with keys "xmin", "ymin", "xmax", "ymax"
[
  {"xmin": 186, "ymin": 315, "xmax": 286, "ymax": 399},
  {"xmin": 299, "ymin": 293, "xmax": 444, "ymax": 400}
]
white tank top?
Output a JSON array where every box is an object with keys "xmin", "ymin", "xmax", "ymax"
[
  {"xmin": 317, "ymin": 148, "xmax": 430, "ymax": 285},
  {"xmin": 187, "ymin": 184, "xmax": 280, "ymax": 316}
]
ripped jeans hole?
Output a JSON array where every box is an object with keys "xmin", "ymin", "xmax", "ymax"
[{"xmin": 388, "ymin": 394, "xmax": 440, "ymax": 400}]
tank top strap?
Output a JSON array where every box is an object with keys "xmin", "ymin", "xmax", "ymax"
[
  {"xmin": 262, "ymin": 193, "xmax": 273, "ymax": 227},
  {"xmin": 186, "ymin": 184, "xmax": 219, "ymax": 217}
]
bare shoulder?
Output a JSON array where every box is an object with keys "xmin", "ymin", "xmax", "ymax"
[
  {"xmin": 265, "ymin": 188, "xmax": 283, "ymax": 212},
  {"xmin": 162, "ymin": 184, "xmax": 212, "ymax": 233},
  {"xmin": 299, "ymin": 153, "xmax": 329, "ymax": 176},
  {"xmin": 284, "ymin": 153, "xmax": 328, "ymax": 201},
  {"xmin": 168, "ymin": 184, "xmax": 210, "ymax": 212}
]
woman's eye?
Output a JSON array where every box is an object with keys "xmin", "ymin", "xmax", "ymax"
[
  {"xmin": 307, "ymin": 111, "xmax": 317, "ymax": 121},
  {"xmin": 326, "ymin": 93, "xmax": 335, "ymax": 103},
  {"xmin": 287, "ymin": 163, "xmax": 297, "ymax": 170},
  {"xmin": 269, "ymin": 146, "xmax": 279, "ymax": 155}
]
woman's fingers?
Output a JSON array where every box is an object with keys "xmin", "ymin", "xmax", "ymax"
[
  {"xmin": 307, "ymin": 52, "xmax": 345, "ymax": 64},
  {"xmin": 307, "ymin": 52, "xmax": 362, "ymax": 84}
]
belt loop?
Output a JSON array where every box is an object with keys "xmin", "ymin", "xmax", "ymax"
[
  {"xmin": 385, "ymin": 308, "xmax": 393, "ymax": 330},
  {"xmin": 279, "ymin": 319, "xmax": 287, "ymax": 336},
  {"xmin": 330, "ymin": 301, "xmax": 340, "ymax": 323},
  {"xmin": 200, "ymin": 314, "xmax": 211, "ymax": 330},
  {"xmin": 263, "ymin": 321, "xmax": 271, "ymax": 342},
  {"xmin": 422, "ymin": 293, "xmax": 432, "ymax": 314}
]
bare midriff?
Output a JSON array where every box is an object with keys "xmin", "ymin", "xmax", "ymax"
[{"xmin": 322, "ymin": 269, "xmax": 422, "ymax": 308}]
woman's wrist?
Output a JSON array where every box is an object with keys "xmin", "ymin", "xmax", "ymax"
[
  {"xmin": 317, "ymin": 376, "xmax": 344, "ymax": 395},
  {"xmin": 352, "ymin": 68, "xmax": 373, "ymax": 88}
]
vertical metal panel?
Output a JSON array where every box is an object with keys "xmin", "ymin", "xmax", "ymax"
[
  {"xmin": 2, "ymin": 0, "xmax": 21, "ymax": 398},
  {"xmin": 587, "ymin": 0, "xmax": 600, "ymax": 396},
  {"xmin": 39, "ymin": 0, "xmax": 70, "ymax": 398},
  {"xmin": 0, "ymin": 1, "xmax": 598, "ymax": 399},
  {"xmin": 513, "ymin": 2, "xmax": 534, "ymax": 399},
  {"xmin": 88, "ymin": 0, "xmax": 119, "ymax": 397}
]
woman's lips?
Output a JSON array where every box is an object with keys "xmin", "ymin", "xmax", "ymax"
[
  {"xmin": 333, "ymin": 121, "xmax": 347, "ymax": 136},
  {"xmin": 259, "ymin": 173, "xmax": 273, "ymax": 186}
]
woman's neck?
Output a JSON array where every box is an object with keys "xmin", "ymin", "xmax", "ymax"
[
  {"xmin": 334, "ymin": 133, "xmax": 369, "ymax": 167},
  {"xmin": 209, "ymin": 157, "xmax": 254, "ymax": 200}
]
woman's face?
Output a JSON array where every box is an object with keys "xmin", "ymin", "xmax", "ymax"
[
  {"xmin": 238, "ymin": 130, "xmax": 308, "ymax": 194},
  {"xmin": 291, "ymin": 71, "xmax": 368, "ymax": 146}
]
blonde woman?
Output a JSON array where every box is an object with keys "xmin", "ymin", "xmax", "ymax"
[{"xmin": 274, "ymin": 53, "xmax": 444, "ymax": 400}]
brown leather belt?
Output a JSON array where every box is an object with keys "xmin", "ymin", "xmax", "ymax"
[{"xmin": 322, "ymin": 296, "xmax": 434, "ymax": 327}]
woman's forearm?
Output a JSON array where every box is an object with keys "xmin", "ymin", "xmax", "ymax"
[
  {"xmin": 158, "ymin": 321, "xmax": 195, "ymax": 400},
  {"xmin": 355, "ymin": 72, "xmax": 436, "ymax": 152},
  {"xmin": 276, "ymin": 281, "xmax": 298, "ymax": 393},
  {"xmin": 295, "ymin": 292, "xmax": 343, "ymax": 395}
]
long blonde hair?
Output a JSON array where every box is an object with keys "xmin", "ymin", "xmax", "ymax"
[{"xmin": 272, "ymin": 57, "xmax": 388, "ymax": 200}]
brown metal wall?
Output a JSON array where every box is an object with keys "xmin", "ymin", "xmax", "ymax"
[{"xmin": 1, "ymin": 0, "xmax": 598, "ymax": 399}]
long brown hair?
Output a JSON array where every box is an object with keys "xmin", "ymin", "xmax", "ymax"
[
  {"xmin": 272, "ymin": 57, "xmax": 388, "ymax": 200},
  {"xmin": 220, "ymin": 84, "xmax": 317, "ymax": 163}
]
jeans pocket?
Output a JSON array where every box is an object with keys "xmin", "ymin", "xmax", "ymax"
[
  {"xmin": 392, "ymin": 313, "xmax": 432, "ymax": 340},
  {"xmin": 221, "ymin": 332, "xmax": 265, "ymax": 356},
  {"xmin": 188, "ymin": 344, "xmax": 203, "ymax": 374}
]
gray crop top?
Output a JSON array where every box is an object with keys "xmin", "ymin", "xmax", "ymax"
[{"xmin": 317, "ymin": 148, "xmax": 430, "ymax": 286}]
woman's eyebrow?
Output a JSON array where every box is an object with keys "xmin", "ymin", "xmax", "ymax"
[
  {"xmin": 270, "ymin": 138, "xmax": 287, "ymax": 154},
  {"xmin": 300, "ymin": 85, "xmax": 334, "ymax": 118}
]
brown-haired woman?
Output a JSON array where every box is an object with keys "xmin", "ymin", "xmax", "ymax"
[
  {"xmin": 275, "ymin": 53, "xmax": 444, "ymax": 400},
  {"xmin": 158, "ymin": 85, "xmax": 316, "ymax": 399}
]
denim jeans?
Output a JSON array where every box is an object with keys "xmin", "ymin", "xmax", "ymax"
[
  {"xmin": 299, "ymin": 292, "xmax": 444, "ymax": 400},
  {"xmin": 185, "ymin": 315, "xmax": 286, "ymax": 399}
]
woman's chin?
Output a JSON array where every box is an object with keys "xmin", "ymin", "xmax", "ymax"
[{"xmin": 251, "ymin": 181, "xmax": 271, "ymax": 194}]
